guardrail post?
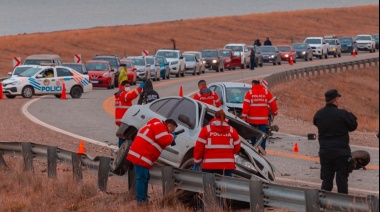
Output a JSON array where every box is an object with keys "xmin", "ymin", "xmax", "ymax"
[
  {"xmin": 203, "ymin": 173, "xmax": 217, "ymax": 210},
  {"xmin": 304, "ymin": 189, "xmax": 320, "ymax": 212},
  {"xmin": 249, "ymin": 180, "xmax": 264, "ymax": 212},
  {"xmin": 295, "ymin": 69, "xmax": 300, "ymax": 79},
  {"xmin": 47, "ymin": 147, "xmax": 57, "ymax": 178},
  {"xmin": 363, "ymin": 60, "xmax": 367, "ymax": 69},
  {"xmin": 22, "ymin": 142, "xmax": 34, "ymax": 172},
  {"xmin": 0, "ymin": 151, "xmax": 7, "ymax": 168},
  {"xmin": 162, "ymin": 166, "xmax": 174, "ymax": 196},
  {"xmin": 367, "ymin": 195, "xmax": 379, "ymax": 212},
  {"xmin": 97, "ymin": 157, "xmax": 111, "ymax": 191},
  {"xmin": 72, "ymin": 153, "xmax": 83, "ymax": 182}
]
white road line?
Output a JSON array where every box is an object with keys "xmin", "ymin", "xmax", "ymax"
[
  {"xmin": 276, "ymin": 177, "xmax": 379, "ymax": 195},
  {"xmin": 22, "ymin": 97, "xmax": 118, "ymax": 151}
]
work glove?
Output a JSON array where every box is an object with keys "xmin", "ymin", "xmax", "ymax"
[
  {"xmin": 139, "ymin": 81, "xmax": 145, "ymax": 89},
  {"xmin": 172, "ymin": 132, "xmax": 177, "ymax": 140},
  {"xmin": 193, "ymin": 164, "xmax": 200, "ymax": 171},
  {"xmin": 170, "ymin": 133, "xmax": 177, "ymax": 146}
]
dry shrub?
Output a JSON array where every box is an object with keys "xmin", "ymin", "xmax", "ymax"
[{"xmin": 273, "ymin": 66, "xmax": 379, "ymax": 132}]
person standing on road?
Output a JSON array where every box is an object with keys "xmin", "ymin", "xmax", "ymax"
[
  {"xmin": 127, "ymin": 118, "xmax": 178, "ymax": 204},
  {"xmin": 115, "ymin": 80, "xmax": 145, "ymax": 147},
  {"xmin": 118, "ymin": 64, "xmax": 128, "ymax": 90},
  {"xmin": 242, "ymin": 79, "xmax": 278, "ymax": 150},
  {"xmin": 313, "ymin": 89, "xmax": 358, "ymax": 194},
  {"xmin": 137, "ymin": 79, "xmax": 159, "ymax": 105},
  {"xmin": 193, "ymin": 80, "xmax": 221, "ymax": 108},
  {"xmin": 250, "ymin": 47, "xmax": 256, "ymax": 70},
  {"xmin": 264, "ymin": 37, "xmax": 272, "ymax": 46}
]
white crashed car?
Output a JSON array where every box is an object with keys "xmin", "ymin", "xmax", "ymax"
[
  {"xmin": 113, "ymin": 96, "xmax": 275, "ymax": 183},
  {"xmin": 1, "ymin": 64, "xmax": 92, "ymax": 99}
]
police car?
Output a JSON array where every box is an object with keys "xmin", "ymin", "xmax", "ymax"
[{"xmin": 1, "ymin": 64, "xmax": 92, "ymax": 99}]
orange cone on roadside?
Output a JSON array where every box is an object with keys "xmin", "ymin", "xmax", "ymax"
[
  {"xmin": 61, "ymin": 82, "xmax": 67, "ymax": 100},
  {"xmin": 179, "ymin": 86, "xmax": 183, "ymax": 97},
  {"xmin": 293, "ymin": 142, "xmax": 299, "ymax": 153},
  {"xmin": 77, "ymin": 141, "xmax": 86, "ymax": 154},
  {"xmin": 0, "ymin": 83, "xmax": 3, "ymax": 100},
  {"xmin": 352, "ymin": 48, "xmax": 356, "ymax": 57},
  {"xmin": 289, "ymin": 56, "xmax": 293, "ymax": 65}
]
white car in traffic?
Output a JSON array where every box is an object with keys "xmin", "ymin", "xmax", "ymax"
[
  {"xmin": 1, "ymin": 64, "xmax": 92, "ymax": 99},
  {"xmin": 355, "ymin": 34, "xmax": 376, "ymax": 53}
]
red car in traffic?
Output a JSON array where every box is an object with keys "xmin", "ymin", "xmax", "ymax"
[
  {"xmin": 219, "ymin": 48, "xmax": 241, "ymax": 70},
  {"xmin": 120, "ymin": 59, "xmax": 137, "ymax": 85},
  {"xmin": 277, "ymin": 45, "xmax": 297, "ymax": 63},
  {"xmin": 85, "ymin": 60, "xmax": 115, "ymax": 89}
]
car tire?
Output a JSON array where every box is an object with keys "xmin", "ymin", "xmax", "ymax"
[
  {"xmin": 111, "ymin": 140, "xmax": 134, "ymax": 176},
  {"xmin": 240, "ymin": 63, "xmax": 244, "ymax": 69},
  {"xmin": 70, "ymin": 86, "xmax": 82, "ymax": 99},
  {"xmin": 324, "ymin": 53, "xmax": 328, "ymax": 59},
  {"xmin": 273, "ymin": 62, "xmax": 276, "ymax": 65},
  {"xmin": 175, "ymin": 72, "xmax": 180, "ymax": 77},
  {"xmin": 5, "ymin": 95, "xmax": 16, "ymax": 99},
  {"xmin": 293, "ymin": 59, "xmax": 296, "ymax": 63},
  {"xmin": 278, "ymin": 61, "xmax": 281, "ymax": 65},
  {"xmin": 220, "ymin": 67, "xmax": 224, "ymax": 72},
  {"xmin": 216, "ymin": 66, "xmax": 220, "ymax": 72},
  {"xmin": 304, "ymin": 57, "xmax": 308, "ymax": 61},
  {"xmin": 22, "ymin": 86, "xmax": 34, "ymax": 98}
]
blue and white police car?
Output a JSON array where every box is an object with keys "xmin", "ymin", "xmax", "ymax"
[{"xmin": 1, "ymin": 64, "xmax": 92, "ymax": 99}]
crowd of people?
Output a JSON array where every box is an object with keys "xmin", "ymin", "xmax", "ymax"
[{"xmin": 113, "ymin": 73, "xmax": 359, "ymax": 206}]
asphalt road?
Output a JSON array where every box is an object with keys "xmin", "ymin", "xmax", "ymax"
[{"xmin": 26, "ymin": 52, "xmax": 379, "ymax": 195}]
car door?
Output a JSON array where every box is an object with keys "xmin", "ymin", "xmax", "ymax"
[
  {"xmin": 56, "ymin": 67, "xmax": 77, "ymax": 94},
  {"xmin": 231, "ymin": 51, "xmax": 241, "ymax": 67},
  {"xmin": 209, "ymin": 84, "xmax": 224, "ymax": 106},
  {"xmin": 34, "ymin": 68, "xmax": 59, "ymax": 95}
]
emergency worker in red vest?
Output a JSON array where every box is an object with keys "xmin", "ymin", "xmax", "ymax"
[
  {"xmin": 193, "ymin": 80, "xmax": 221, "ymax": 108},
  {"xmin": 114, "ymin": 80, "xmax": 145, "ymax": 147},
  {"xmin": 242, "ymin": 79, "xmax": 278, "ymax": 150},
  {"xmin": 193, "ymin": 110, "xmax": 241, "ymax": 176},
  {"xmin": 127, "ymin": 118, "xmax": 178, "ymax": 204}
]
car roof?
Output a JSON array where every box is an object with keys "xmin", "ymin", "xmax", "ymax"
[
  {"xmin": 208, "ymin": 82, "xmax": 251, "ymax": 88},
  {"xmin": 183, "ymin": 51, "xmax": 201, "ymax": 54},
  {"xmin": 62, "ymin": 62, "xmax": 83, "ymax": 65},
  {"xmin": 224, "ymin": 43, "xmax": 246, "ymax": 46},
  {"xmin": 86, "ymin": 60, "xmax": 110, "ymax": 64},
  {"xmin": 25, "ymin": 54, "xmax": 61, "ymax": 59},
  {"xmin": 120, "ymin": 59, "xmax": 133, "ymax": 62},
  {"xmin": 92, "ymin": 55, "xmax": 119, "ymax": 58},
  {"xmin": 305, "ymin": 37, "xmax": 324, "ymax": 39}
]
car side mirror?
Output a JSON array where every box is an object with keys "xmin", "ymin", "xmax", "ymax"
[
  {"xmin": 37, "ymin": 74, "xmax": 43, "ymax": 78},
  {"xmin": 8, "ymin": 72, "xmax": 12, "ymax": 76},
  {"xmin": 178, "ymin": 114, "xmax": 193, "ymax": 129}
]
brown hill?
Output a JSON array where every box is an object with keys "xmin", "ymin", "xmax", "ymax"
[{"xmin": 0, "ymin": 5, "xmax": 378, "ymax": 76}]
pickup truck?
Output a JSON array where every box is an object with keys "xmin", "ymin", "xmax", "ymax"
[
  {"xmin": 304, "ymin": 37, "xmax": 329, "ymax": 59},
  {"xmin": 155, "ymin": 49, "xmax": 186, "ymax": 77}
]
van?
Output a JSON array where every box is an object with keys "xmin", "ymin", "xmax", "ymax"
[{"xmin": 24, "ymin": 54, "xmax": 62, "ymax": 66}]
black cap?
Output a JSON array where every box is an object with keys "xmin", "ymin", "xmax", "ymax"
[
  {"xmin": 325, "ymin": 89, "xmax": 341, "ymax": 102},
  {"xmin": 120, "ymin": 63, "xmax": 126, "ymax": 67},
  {"xmin": 252, "ymin": 79, "xmax": 260, "ymax": 84}
]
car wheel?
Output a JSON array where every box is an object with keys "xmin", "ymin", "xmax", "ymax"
[
  {"xmin": 22, "ymin": 86, "xmax": 34, "ymax": 98},
  {"xmin": 176, "ymin": 72, "xmax": 180, "ymax": 77},
  {"xmin": 5, "ymin": 95, "xmax": 16, "ymax": 99},
  {"xmin": 240, "ymin": 63, "xmax": 244, "ymax": 69},
  {"xmin": 111, "ymin": 139, "xmax": 134, "ymax": 176},
  {"xmin": 309, "ymin": 57, "xmax": 313, "ymax": 61},
  {"xmin": 334, "ymin": 53, "xmax": 337, "ymax": 58},
  {"xmin": 220, "ymin": 67, "xmax": 224, "ymax": 72},
  {"xmin": 273, "ymin": 62, "xmax": 276, "ymax": 65},
  {"xmin": 216, "ymin": 66, "xmax": 220, "ymax": 72},
  {"xmin": 305, "ymin": 57, "xmax": 308, "ymax": 61},
  {"xmin": 324, "ymin": 53, "xmax": 328, "ymax": 59},
  {"xmin": 293, "ymin": 59, "xmax": 296, "ymax": 63},
  {"xmin": 70, "ymin": 86, "xmax": 82, "ymax": 99}
]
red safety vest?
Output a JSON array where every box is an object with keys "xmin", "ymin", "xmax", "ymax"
[
  {"xmin": 126, "ymin": 118, "xmax": 174, "ymax": 169},
  {"xmin": 114, "ymin": 87, "xmax": 142, "ymax": 126},
  {"xmin": 193, "ymin": 118, "xmax": 241, "ymax": 170},
  {"xmin": 193, "ymin": 91, "xmax": 221, "ymax": 108},
  {"xmin": 242, "ymin": 84, "xmax": 278, "ymax": 125}
]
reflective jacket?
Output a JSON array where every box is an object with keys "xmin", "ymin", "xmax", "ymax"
[
  {"xmin": 193, "ymin": 118, "xmax": 241, "ymax": 170},
  {"xmin": 118, "ymin": 67, "xmax": 128, "ymax": 83},
  {"xmin": 114, "ymin": 87, "xmax": 142, "ymax": 126},
  {"xmin": 242, "ymin": 84, "xmax": 278, "ymax": 125},
  {"xmin": 193, "ymin": 89, "xmax": 221, "ymax": 108},
  {"xmin": 127, "ymin": 118, "xmax": 174, "ymax": 169}
]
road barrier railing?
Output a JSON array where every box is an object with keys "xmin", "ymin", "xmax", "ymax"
[
  {"xmin": 0, "ymin": 142, "xmax": 378, "ymax": 212},
  {"xmin": 264, "ymin": 57, "xmax": 379, "ymax": 89}
]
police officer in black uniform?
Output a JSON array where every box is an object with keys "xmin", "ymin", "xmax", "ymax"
[
  {"xmin": 137, "ymin": 79, "xmax": 159, "ymax": 105},
  {"xmin": 313, "ymin": 89, "xmax": 358, "ymax": 194}
]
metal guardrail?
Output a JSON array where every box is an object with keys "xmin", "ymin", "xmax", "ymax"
[
  {"xmin": 264, "ymin": 57, "xmax": 379, "ymax": 90},
  {"xmin": 0, "ymin": 142, "xmax": 378, "ymax": 212}
]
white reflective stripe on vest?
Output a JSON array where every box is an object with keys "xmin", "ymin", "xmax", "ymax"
[
  {"xmin": 138, "ymin": 129, "xmax": 163, "ymax": 152},
  {"xmin": 233, "ymin": 139, "xmax": 240, "ymax": 145},
  {"xmin": 155, "ymin": 131, "xmax": 169, "ymax": 140},
  {"xmin": 129, "ymin": 150, "xmax": 153, "ymax": 166},
  {"xmin": 115, "ymin": 118, "xmax": 122, "ymax": 122},
  {"xmin": 194, "ymin": 158, "xmax": 202, "ymax": 163},
  {"xmin": 203, "ymin": 158, "xmax": 235, "ymax": 163},
  {"xmin": 249, "ymin": 103, "xmax": 268, "ymax": 107},
  {"xmin": 244, "ymin": 99, "xmax": 250, "ymax": 103},
  {"xmin": 205, "ymin": 138, "xmax": 233, "ymax": 149},
  {"xmin": 116, "ymin": 106, "xmax": 129, "ymax": 109},
  {"xmin": 268, "ymin": 97, "xmax": 276, "ymax": 103},
  {"xmin": 247, "ymin": 116, "xmax": 267, "ymax": 120},
  {"xmin": 197, "ymin": 137, "xmax": 207, "ymax": 144}
]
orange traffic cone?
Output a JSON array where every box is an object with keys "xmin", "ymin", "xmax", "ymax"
[
  {"xmin": 77, "ymin": 141, "xmax": 86, "ymax": 154},
  {"xmin": 293, "ymin": 142, "xmax": 299, "ymax": 153},
  {"xmin": 352, "ymin": 48, "xmax": 356, "ymax": 57},
  {"xmin": 289, "ymin": 56, "xmax": 293, "ymax": 65},
  {"xmin": 179, "ymin": 86, "xmax": 183, "ymax": 97},
  {"xmin": 61, "ymin": 82, "xmax": 67, "ymax": 100},
  {"xmin": 0, "ymin": 83, "xmax": 3, "ymax": 100}
]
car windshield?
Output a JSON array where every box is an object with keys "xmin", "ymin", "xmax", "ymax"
[
  {"xmin": 355, "ymin": 35, "xmax": 372, "ymax": 41},
  {"xmin": 13, "ymin": 66, "xmax": 34, "ymax": 75},
  {"xmin": 92, "ymin": 57, "xmax": 117, "ymax": 67},
  {"xmin": 130, "ymin": 58, "xmax": 145, "ymax": 66},
  {"xmin": 292, "ymin": 43, "xmax": 307, "ymax": 49},
  {"xmin": 18, "ymin": 67, "xmax": 41, "ymax": 77},
  {"xmin": 226, "ymin": 87, "xmax": 250, "ymax": 103},
  {"xmin": 184, "ymin": 55, "xmax": 195, "ymax": 61},
  {"xmin": 86, "ymin": 63, "xmax": 109, "ymax": 71},
  {"xmin": 225, "ymin": 46, "xmax": 243, "ymax": 52},
  {"xmin": 63, "ymin": 64, "xmax": 83, "ymax": 74},
  {"xmin": 24, "ymin": 60, "xmax": 52, "ymax": 65},
  {"xmin": 277, "ymin": 46, "xmax": 291, "ymax": 52},
  {"xmin": 372, "ymin": 35, "xmax": 379, "ymax": 41},
  {"xmin": 326, "ymin": 40, "xmax": 336, "ymax": 45},
  {"xmin": 338, "ymin": 37, "xmax": 353, "ymax": 43},
  {"xmin": 304, "ymin": 39, "xmax": 322, "ymax": 44},
  {"xmin": 146, "ymin": 58, "xmax": 154, "ymax": 65},
  {"xmin": 220, "ymin": 50, "xmax": 231, "ymax": 57},
  {"xmin": 156, "ymin": 51, "xmax": 178, "ymax": 59},
  {"xmin": 201, "ymin": 50, "xmax": 218, "ymax": 57},
  {"xmin": 260, "ymin": 46, "xmax": 276, "ymax": 52}
]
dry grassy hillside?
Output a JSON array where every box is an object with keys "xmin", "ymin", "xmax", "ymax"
[{"xmin": 0, "ymin": 5, "xmax": 378, "ymax": 76}]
